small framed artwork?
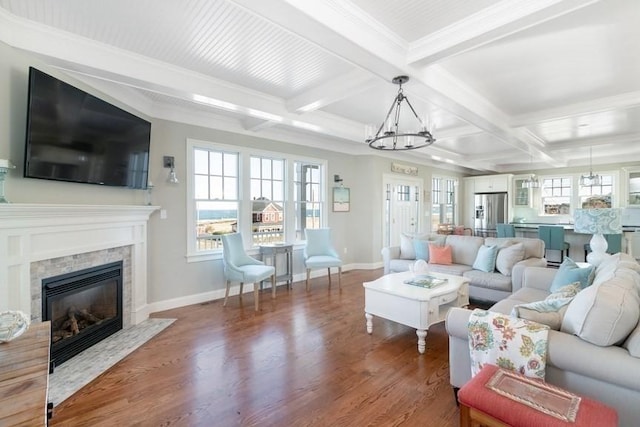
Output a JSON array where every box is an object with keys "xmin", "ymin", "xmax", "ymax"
[{"xmin": 333, "ymin": 187, "xmax": 350, "ymax": 212}]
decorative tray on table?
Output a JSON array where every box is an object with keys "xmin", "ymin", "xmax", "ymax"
[
  {"xmin": 486, "ymin": 368, "xmax": 581, "ymax": 422},
  {"xmin": 403, "ymin": 275, "xmax": 447, "ymax": 289}
]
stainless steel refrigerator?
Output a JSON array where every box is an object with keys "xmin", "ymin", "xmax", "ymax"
[{"xmin": 474, "ymin": 192, "xmax": 508, "ymax": 237}]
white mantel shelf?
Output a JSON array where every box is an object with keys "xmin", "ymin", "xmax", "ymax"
[{"xmin": 0, "ymin": 204, "xmax": 159, "ymax": 324}]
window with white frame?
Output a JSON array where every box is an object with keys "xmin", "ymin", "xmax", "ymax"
[
  {"xmin": 541, "ymin": 177, "xmax": 571, "ymax": 214},
  {"xmin": 187, "ymin": 140, "xmax": 326, "ymax": 258},
  {"xmin": 579, "ymin": 174, "xmax": 613, "ymax": 208},
  {"xmin": 250, "ymin": 156, "xmax": 285, "ymax": 245},
  {"xmin": 431, "ymin": 176, "xmax": 457, "ymax": 230},
  {"xmin": 193, "ymin": 148, "xmax": 239, "ymax": 251},
  {"xmin": 294, "ymin": 161, "xmax": 323, "ymax": 241}
]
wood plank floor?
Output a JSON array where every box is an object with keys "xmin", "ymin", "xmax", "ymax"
[{"xmin": 51, "ymin": 269, "xmax": 460, "ymax": 426}]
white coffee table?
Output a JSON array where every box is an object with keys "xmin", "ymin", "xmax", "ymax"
[{"xmin": 363, "ymin": 271, "xmax": 469, "ymax": 354}]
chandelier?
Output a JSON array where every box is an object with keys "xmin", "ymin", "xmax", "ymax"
[
  {"xmin": 521, "ymin": 154, "xmax": 539, "ymax": 188},
  {"xmin": 580, "ymin": 146, "xmax": 601, "ymax": 187},
  {"xmin": 365, "ymin": 76, "xmax": 435, "ymax": 151}
]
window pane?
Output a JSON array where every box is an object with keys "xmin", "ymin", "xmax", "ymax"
[
  {"xmin": 273, "ymin": 161, "xmax": 283, "ymax": 180},
  {"xmin": 194, "ymin": 149, "xmax": 209, "ymax": 174},
  {"xmin": 196, "ymin": 201, "xmax": 238, "ymax": 251},
  {"xmin": 262, "ymin": 158, "xmax": 272, "ymax": 179},
  {"xmin": 250, "ymin": 178, "xmax": 261, "ymax": 199},
  {"xmin": 194, "ymin": 175, "xmax": 208, "ymax": 199},
  {"xmin": 210, "ymin": 152, "xmax": 222, "ymax": 175},
  {"xmin": 273, "ymin": 181, "xmax": 284, "ymax": 201},
  {"xmin": 261, "ymin": 181, "xmax": 272, "ymax": 199},
  {"xmin": 224, "ymin": 153, "xmax": 238, "ymax": 177},
  {"xmin": 224, "ymin": 177, "xmax": 237, "ymax": 200},
  {"xmin": 250, "ymin": 157, "xmax": 260, "ymax": 176},
  {"xmin": 210, "ymin": 177, "xmax": 223, "ymax": 199}
]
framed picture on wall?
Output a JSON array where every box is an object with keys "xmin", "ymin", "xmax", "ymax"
[{"xmin": 333, "ymin": 187, "xmax": 350, "ymax": 212}]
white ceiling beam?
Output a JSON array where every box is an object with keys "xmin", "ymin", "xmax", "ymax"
[
  {"xmin": 511, "ymin": 91, "xmax": 640, "ymax": 127},
  {"xmin": 285, "ymin": 70, "xmax": 378, "ymax": 113},
  {"xmin": 242, "ymin": 118, "xmax": 277, "ymax": 132},
  {"xmin": 407, "ymin": 0, "xmax": 601, "ymax": 67}
]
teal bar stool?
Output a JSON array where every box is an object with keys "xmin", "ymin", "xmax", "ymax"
[
  {"xmin": 538, "ymin": 225, "xmax": 570, "ymax": 266},
  {"xmin": 584, "ymin": 234, "xmax": 622, "ymax": 261},
  {"xmin": 497, "ymin": 224, "xmax": 515, "ymax": 238}
]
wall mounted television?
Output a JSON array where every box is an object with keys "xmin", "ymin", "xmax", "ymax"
[{"xmin": 24, "ymin": 67, "xmax": 151, "ymax": 189}]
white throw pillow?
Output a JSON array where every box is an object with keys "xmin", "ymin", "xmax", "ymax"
[
  {"xmin": 399, "ymin": 233, "xmax": 415, "ymax": 260},
  {"xmin": 561, "ymin": 275, "xmax": 640, "ymax": 346},
  {"xmin": 495, "ymin": 242, "xmax": 525, "ymax": 276}
]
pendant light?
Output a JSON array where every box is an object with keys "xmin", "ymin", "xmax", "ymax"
[{"xmin": 580, "ymin": 146, "xmax": 600, "ymax": 187}]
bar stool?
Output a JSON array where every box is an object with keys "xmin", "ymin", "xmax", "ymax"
[{"xmin": 538, "ymin": 225, "xmax": 570, "ymax": 267}]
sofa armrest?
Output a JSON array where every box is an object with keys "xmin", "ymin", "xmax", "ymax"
[
  {"xmin": 381, "ymin": 246, "xmax": 401, "ymax": 275},
  {"xmin": 511, "ymin": 258, "xmax": 548, "ymax": 293},
  {"xmin": 521, "ymin": 266, "xmax": 557, "ymax": 292}
]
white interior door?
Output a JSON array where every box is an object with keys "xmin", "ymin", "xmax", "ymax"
[{"xmin": 383, "ymin": 174, "xmax": 423, "ymax": 247}]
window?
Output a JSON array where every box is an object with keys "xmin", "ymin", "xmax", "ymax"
[
  {"xmin": 294, "ymin": 162, "xmax": 323, "ymax": 241},
  {"xmin": 431, "ymin": 176, "xmax": 457, "ymax": 230},
  {"xmin": 193, "ymin": 148, "xmax": 239, "ymax": 251},
  {"xmin": 579, "ymin": 175, "xmax": 613, "ymax": 208},
  {"xmin": 250, "ymin": 156, "xmax": 285, "ymax": 245},
  {"xmin": 187, "ymin": 139, "xmax": 326, "ymax": 260},
  {"xmin": 541, "ymin": 177, "xmax": 571, "ymax": 214}
]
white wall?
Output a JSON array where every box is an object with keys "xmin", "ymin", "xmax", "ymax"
[{"xmin": 1, "ymin": 41, "xmax": 463, "ymax": 311}]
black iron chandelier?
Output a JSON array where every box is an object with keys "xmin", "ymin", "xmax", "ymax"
[{"xmin": 365, "ymin": 76, "xmax": 435, "ymax": 151}]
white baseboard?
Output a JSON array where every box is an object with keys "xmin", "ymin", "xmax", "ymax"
[{"xmin": 145, "ymin": 262, "xmax": 381, "ymax": 315}]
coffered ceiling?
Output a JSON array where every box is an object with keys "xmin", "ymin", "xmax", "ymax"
[{"xmin": 1, "ymin": 0, "xmax": 638, "ymax": 174}]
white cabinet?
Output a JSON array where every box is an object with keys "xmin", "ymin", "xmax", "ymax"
[{"xmin": 473, "ymin": 175, "xmax": 510, "ymax": 193}]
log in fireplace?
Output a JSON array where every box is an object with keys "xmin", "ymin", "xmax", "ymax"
[{"xmin": 42, "ymin": 261, "xmax": 123, "ymax": 368}]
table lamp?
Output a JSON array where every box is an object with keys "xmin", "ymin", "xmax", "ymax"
[{"xmin": 574, "ymin": 208, "xmax": 622, "ymax": 266}]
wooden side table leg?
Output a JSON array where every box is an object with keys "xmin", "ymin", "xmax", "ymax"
[
  {"xmin": 459, "ymin": 403, "xmax": 471, "ymax": 427},
  {"xmin": 416, "ymin": 329, "xmax": 427, "ymax": 354}
]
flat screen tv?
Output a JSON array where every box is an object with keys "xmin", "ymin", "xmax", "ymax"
[{"xmin": 24, "ymin": 67, "xmax": 151, "ymax": 189}]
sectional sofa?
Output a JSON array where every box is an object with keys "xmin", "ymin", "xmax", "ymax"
[
  {"xmin": 381, "ymin": 234, "xmax": 547, "ymax": 302},
  {"xmin": 446, "ymin": 253, "xmax": 640, "ymax": 427}
]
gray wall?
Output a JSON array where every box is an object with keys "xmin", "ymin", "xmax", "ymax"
[{"xmin": 0, "ymin": 41, "xmax": 462, "ymax": 308}]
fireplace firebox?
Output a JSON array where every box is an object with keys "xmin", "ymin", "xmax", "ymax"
[{"xmin": 42, "ymin": 261, "xmax": 123, "ymax": 368}]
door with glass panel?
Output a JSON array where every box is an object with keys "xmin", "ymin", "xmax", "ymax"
[{"xmin": 383, "ymin": 174, "xmax": 423, "ymax": 248}]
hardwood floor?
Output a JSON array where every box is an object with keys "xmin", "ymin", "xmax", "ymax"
[{"xmin": 51, "ymin": 269, "xmax": 460, "ymax": 426}]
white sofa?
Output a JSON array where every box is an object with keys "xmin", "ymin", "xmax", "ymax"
[
  {"xmin": 381, "ymin": 234, "xmax": 547, "ymax": 302},
  {"xmin": 446, "ymin": 253, "xmax": 640, "ymax": 427}
]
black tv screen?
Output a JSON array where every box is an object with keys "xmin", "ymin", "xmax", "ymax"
[{"xmin": 24, "ymin": 67, "xmax": 151, "ymax": 189}]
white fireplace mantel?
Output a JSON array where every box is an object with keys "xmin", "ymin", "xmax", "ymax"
[{"xmin": 0, "ymin": 204, "xmax": 158, "ymax": 324}]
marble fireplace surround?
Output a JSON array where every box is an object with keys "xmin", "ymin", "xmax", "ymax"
[{"xmin": 0, "ymin": 204, "xmax": 157, "ymax": 326}]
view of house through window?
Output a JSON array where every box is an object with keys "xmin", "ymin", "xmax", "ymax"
[
  {"xmin": 579, "ymin": 175, "xmax": 613, "ymax": 208},
  {"xmin": 251, "ymin": 156, "xmax": 285, "ymax": 245},
  {"xmin": 541, "ymin": 177, "xmax": 571, "ymax": 214},
  {"xmin": 194, "ymin": 148, "xmax": 239, "ymax": 251},
  {"xmin": 189, "ymin": 141, "xmax": 326, "ymax": 256}
]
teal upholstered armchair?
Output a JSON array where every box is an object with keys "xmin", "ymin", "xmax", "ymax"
[
  {"xmin": 303, "ymin": 228, "xmax": 343, "ymax": 291},
  {"xmin": 221, "ymin": 233, "xmax": 276, "ymax": 311}
]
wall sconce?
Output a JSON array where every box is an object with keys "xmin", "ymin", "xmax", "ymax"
[
  {"xmin": 334, "ymin": 174, "xmax": 344, "ymax": 187},
  {"xmin": 163, "ymin": 156, "xmax": 179, "ymax": 184},
  {"xmin": 0, "ymin": 159, "xmax": 15, "ymax": 203}
]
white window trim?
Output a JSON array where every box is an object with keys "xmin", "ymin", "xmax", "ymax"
[
  {"xmin": 185, "ymin": 138, "xmax": 328, "ymax": 263},
  {"xmin": 537, "ymin": 170, "xmax": 620, "ymax": 217}
]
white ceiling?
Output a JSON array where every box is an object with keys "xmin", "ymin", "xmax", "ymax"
[{"xmin": 1, "ymin": 0, "xmax": 639, "ymax": 174}]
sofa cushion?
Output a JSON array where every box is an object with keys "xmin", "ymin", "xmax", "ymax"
[
  {"xmin": 429, "ymin": 244, "xmax": 452, "ymax": 265},
  {"xmin": 414, "ymin": 239, "xmax": 430, "ymax": 261},
  {"xmin": 561, "ymin": 274, "xmax": 640, "ymax": 346},
  {"xmin": 495, "ymin": 242, "xmax": 525, "ymax": 276},
  {"xmin": 511, "ymin": 283, "xmax": 581, "ymax": 330},
  {"xmin": 593, "ymin": 252, "xmax": 640, "ymax": 287},
  {"xmin": 389, "ymin": 258, "xmax": 415, "ymax": 273},
  {"xmin": 445, "ymin": 235, "xmax": 485, "ymax": 266},
  {"xmin": 463, "ymin": 270, "xmax": 512, "ymax": 292},
  {"xmin": 490, "ymin": 288, "xmax": 551, "ymax": 315},
  {"xmin": 623, "ymin": 321, "xmax": 640, "ymax": 358},
  {"xmin": 550, "ymin": 257, "xmax": 595, "ymax": 292},
  {"xmin": 428, "ymin": 263, "xmax": 472, "ymax": 276},
  {"xmin": 485, "ymin": 237, "xmax": 545, "ymax": 259},
  {"xmin": 472, "ymin": 245, "xmax": 498, "ymax": 273}
]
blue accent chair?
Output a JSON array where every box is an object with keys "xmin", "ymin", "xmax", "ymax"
[
  {"xmin": 538, "ymin": 225, "xmax": 570, "ymax": 266},
  {"xmin": 497, "ymin": 224, "xmax": 516, "ymax": 238},
  {"xmin": 304, "ymin": 228, "xmax": 343, "ymax": 291},
  {"xmin": 222, "ymin": 233, "xmax": 275, "ymax": 311}
]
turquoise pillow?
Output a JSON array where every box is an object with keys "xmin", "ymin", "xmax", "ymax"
[
  {"xmin": 413, "ymin": 239, "xmax": 430, "ymax": 261},
  {"xmin": 472, "ymin": 245, "xmax": 498, "ymax": 273},
  {"xmin": 550, "ymin": 257, "xmax": 595, "ymax": 292}
]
